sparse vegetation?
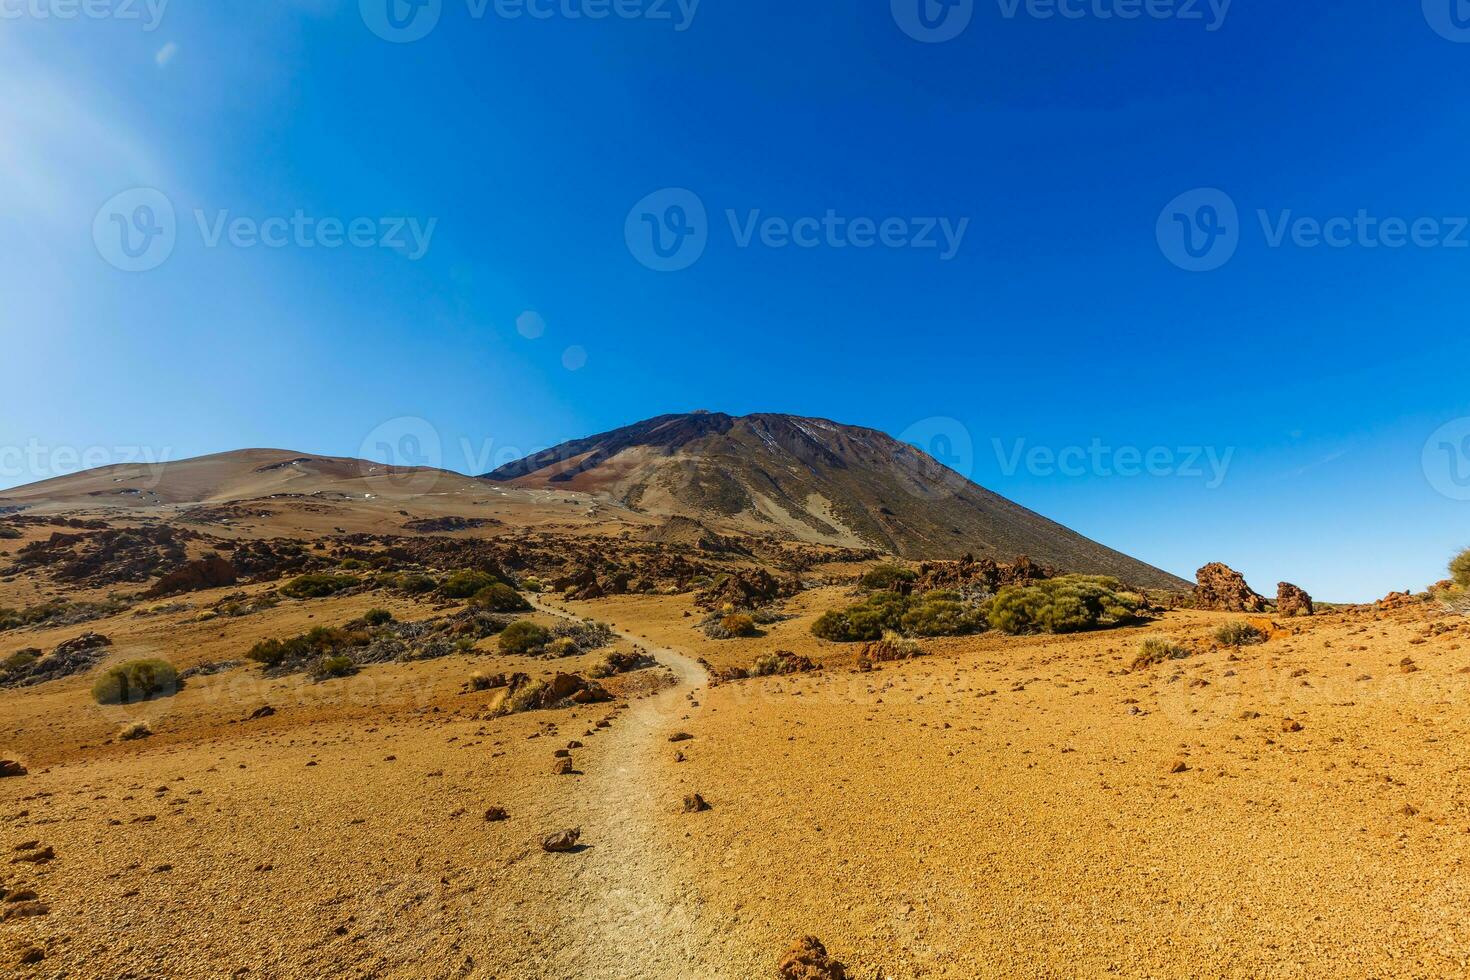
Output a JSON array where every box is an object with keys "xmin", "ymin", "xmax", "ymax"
[
  {"xmin": 721, "ymin": 613, "xmax": 758, "ymax": 637},
  {"xmin": 0, "ymin": 597, "xmax": 130, "ymax": 632},
  {"xmin": 2, "ymin": 649, "xmax": 38, "ymax": 675},
  {"xmin": 1214, "ymin": 621, "xmax": 1265, "ymax": 647},
  {"xmin": 750, "ymin": 650, "xmax": 819, "ymax": 676},
  {"xmin": 499, "ymin": 620, "xmax": 551, "ymax": 654},
  {"xmin": 1452, "ymin": 547, "xmax": 1470, "ymax": 590},
  {"xmin": 1130, "ymin": 637, "xmax": 1191, "ymax": 670},
  {"xmin": 812, "ymin": 589, "xmax": 987, "ymax": 642},
  {"xmin": 470, "ymin": 582, "xmax": 532, "ymax": 613},
  {"xmin": 859, "ymin": 563, "xmax": 916, "ymax": 592},
  {"xmin": 988, "ymin": 575, "xmax": 1142, "ymax": 635},
  {"xmin": 387, "ymin": 572, "xmax": 437, "ymax": 594},
  {"xmin": 521, "ymin": 576, "xmax": 544, "ymax": 593},
  {"xmin": 92, "ymin": 659, "xmax": 180, "ymax": 705},
  {"xmin": 362, "ymin": 608, "xmax": 394, "ymax": 626},
  {"xmin": 280, "ymin": 573, "xmax": 360, "ymax": 599},
  {"xmin": 441, "ymin": 570, "xmax": 501, "ymax": 600},
  {"xmin": 308, "ymin": 654, "xmax": 357, "ymax": 681},
  {"xmin": 118, "ymin": 719, "xmax": 152, "ymax": 741}
]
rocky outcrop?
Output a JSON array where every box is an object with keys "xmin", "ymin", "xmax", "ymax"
[
  {"xmin": 912, "ymin": 553, "xmax": 1055, "ymax": 596},
  {"xmin": 1194, "ymin": 563, "xmax": 1268, "ymax": 613},
  {"xmin": 695, "ymin": 568, "xmax": 789, "ymax": 610},
  {"xmin": 145, "ymin": 555, "xmax": 239, "ymax": 598},
  {"xmin": 1277, "ymin": 582, "xmax": 1314, "ymax": 617},
  {"xmin": 778, "ymin": 936, "xmax": 847, "ymax": 980}
]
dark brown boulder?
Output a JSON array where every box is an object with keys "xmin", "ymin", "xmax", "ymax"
[
  {"xmin": 144, "ymin": 555, "xmax": 239, "ymax": 598},
  {"xmin": 1277, "ymin": 582, "xmax": 1314, "ymax": 617},
  {"xmin": 1194, "ymin": 563, "xmax": 1268, "ymax": 613},
  {"xmin": 0, "ymin": 760, "xmax": 27, "ymax": 778},
  {"xmin": 777, "ymin": 936, "xmax": 847, "ymax": 980},
  {"xmin": 540, "ymin": 828, "xmax": 581, "ymax": 853}
]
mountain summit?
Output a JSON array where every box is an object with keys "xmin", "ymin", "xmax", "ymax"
[{"xmin": 486, "ymin": 412, "xmax": 1185, "ymax": 589}]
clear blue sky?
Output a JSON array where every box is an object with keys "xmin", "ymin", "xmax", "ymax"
[{"xmin": 4, "ymin": 1, "xmax": 1469, "ymax": 601}]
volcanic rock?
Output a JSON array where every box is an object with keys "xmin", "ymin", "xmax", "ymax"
[
  {"xmin": 1277, "ymin": 582, "xmax": 1314, "ymax": 617},
  {"xmin": 1194, "ymin": 563, "xmax": 1268, "ymax": 613}
]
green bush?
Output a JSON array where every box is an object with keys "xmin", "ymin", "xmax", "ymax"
[
  {"xmin": 92, "ymin": 659, "xmax": 180, "ymax": 705},
  {"xmin": 1214, "ymin": 621, "xmax": 1264, "ymax": 647},
  {"xmin": 309, "ymin": 654, "xmax": 357, "ymax": 681},
  {"xmin": 988, "ymin": 575, "xmax": 1142, "ymax": 635},
  {"xmin": 1, "ymin": 649, "xmax": 38, "ymax": 674},
  {"xmin": 1452, "ymin": 547, "xmax": 1470, "ymax": 589},
  {"xmin": 441, "ymin": 570, "xmax": 502, "ymax": 600},
  {"xmin": 470, "ymin": 582, "xmax": 532, "ymax": 613},
  {"xmin": 521, "ymin": 577, "xmax": 544, "ymax": 594},
  {"xmin": 1130, "ymin": 637, "xmax": 1191, "ymax": 670},
  {"xmin": 362, "ymin": 608, "xmax": 394, "ymax": 626},
  {"xmin": 280, "ymin": 573, "xmax": 360, "ymax": 599},
  {"xmin": 812, "ymin": 589, "xmax": 986, "ymax": 642},
  {"xmin": 390, "ymin": 572, "xmax": 438, "ymax": 594},
  {"xmin": 859, "ymin": 564, "xmax": 916, "ymax": 591},
  {"xmin": 499, "ymin": 620, "xmax": 551, "ymax": 654},
  {"xmin": 720, "ymin": 614, "xmax": 758, "ymax": 638}
]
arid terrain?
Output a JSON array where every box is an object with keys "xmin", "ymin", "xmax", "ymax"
[{"xmin": 1, "ymin": 427, "xmax": 1467, "ymax": 978}]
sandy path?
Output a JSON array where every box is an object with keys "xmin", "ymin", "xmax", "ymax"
[{"xmin": 506, "ymin": 599, "xmax": 754, "ymax": 979}]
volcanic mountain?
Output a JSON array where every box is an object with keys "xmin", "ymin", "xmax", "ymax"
[{"xmin": 487, "ymin": 412, "xmax": 1187, "ymax": 589}]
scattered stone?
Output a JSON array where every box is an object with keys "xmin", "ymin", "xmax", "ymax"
[
  {"xmin": 552, "ymin": 758, "xmax": 574, "ymax": 776},
  {"xmin": 1194, "ymin": 563, "xmax": 1268, "ymax": 613},
  {"xmin": 18, "ymin": 946, "xmax": 44, "ymax": 965},
  {"xmin": 682, "ymin": 793, "xmax": 711, "ymax": 813},
  {"xmin": 668, "ymin": 732, "xmax": 694, "ymax": 743},
  {"xmin": 484, "ymin": 807, "xmax": 509, "ymax": 822},
  {"xmin": 1169, "ymin": 760, "xmax": 1189, "ymax": 774},
  {"xmin": 1, "ymin": 901, "xmax": 49, "ymax": 921},
  {"xmin": 540, "ymin": 828, "xmax": 581, "ymax": 853},
  {"xmin": 248, "ymin": 705, "xmax": 276, "ymax": 720},
  {"xmin": 1282, "ymin": 719, "xmax": 1303, "ymax": 733},
  {"xmin": 11, "ymin": 845, "xmax": 53, "ymax": 864},
  {"xmin": 0, "ymin": 760, "xmax": 26, "ymax": 778},
  {"xmin": 777, "ymin": 936, "xmax": 847, "ymax": 980}
]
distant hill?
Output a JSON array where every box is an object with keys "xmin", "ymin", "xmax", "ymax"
[{"xmin": 486, "ymin": 412, "xmax": 1188, "ymax": 589}]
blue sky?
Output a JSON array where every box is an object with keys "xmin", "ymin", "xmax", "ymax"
[{"xmin": 3, "ymin": 0, "xmax": 1469, "ymax": 600}]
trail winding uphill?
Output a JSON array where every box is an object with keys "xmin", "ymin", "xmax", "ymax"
[{"xmin": 503, "ymin": 599, "xmax": 760, "ymax": 979}]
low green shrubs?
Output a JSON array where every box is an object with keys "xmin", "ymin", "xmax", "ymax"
[
  {"xmin": 987, "ymin": 575, "xmax": 1142, "ymax": 635},
  {"xmin": 1452, "ymin": 547, "xmax": 1470, "ymax": 590},
  {"xmin": 92, "ymin": 659, "xmax": 180, "ymax": 705},
  {"xmin": 720, "ymin": 614, "xmax": 758, "ymax": 638},
  {"xmin": 859, "ymin": 564, "xmax": 916, "ymax": 592},
  {"xmin": 499, "ymin": 620, "xmax": 551, "ymax": 654},
  {"xmin": 1130, "ymin": 637, "xmax": 1191, "ymax": 671},
  {"xmin": 387, "ymin": 572, "xmax": 437, "ymax": 594},
  {"xmin": 247, "ymin": 625, "xmax": 371, "ymax": 668},
  {"xmin": 441, "ymin": 570, "xmax": 500, "ymax": 600},
  {"xmin": 280, "ymin": 573, "xmax": 360, "ymax": 599},
  {"xmin": 309, "ymin": 654, "xmax": 357, "ymax": 681},
  {"xmin": 362, "ymin": 608, "xmax": 394, "ymax": 626},
  {"xmin": 1214, "ymin": 621, "xmax": 1265, "ymax": 647},
  {"xmin": 470, "ymin": 582, "xmax": 532, "ymax": 613},
  {"xmin": 812, "ymin": 589, "xmax": 987, "ymax": 642}
]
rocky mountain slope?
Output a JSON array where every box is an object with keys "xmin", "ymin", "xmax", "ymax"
[{"xmin": 486, "ymin": 412, "xmax": 1187, "ymax": 589}]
